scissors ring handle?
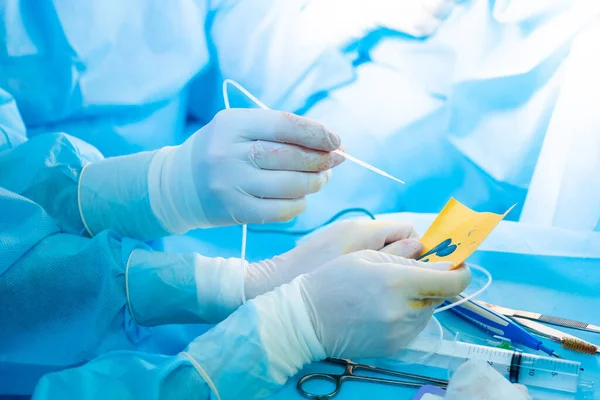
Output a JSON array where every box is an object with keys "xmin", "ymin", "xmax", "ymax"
[{"xmin": 297, "ymin": 373, "xmax": 342, "ymax": 399}]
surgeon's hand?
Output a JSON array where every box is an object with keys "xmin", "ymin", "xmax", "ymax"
[
  {"xmin": 78, "ymin": 109, "xmax": 344, "ymax": 239},
  {"xmin": 244, "ymin": 220, "xmax": 424, "ymax": 299},
  {"xmin": 150, "ymin": 108, "xmax": 345, "ymax": 231},
  {"xmin": 292, "ymin": 250, "xmax": 471, "ymax": 359},
  {"xmin": 165, "ymin": 250, "xmax": 469, "ymax": 399},
  {"xmin": 125, "ymin": 220, "xmax": 425, "ymax": 326}
]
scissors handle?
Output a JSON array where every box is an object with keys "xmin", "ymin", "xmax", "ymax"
[{"xmin": 297, "ymin": 373, "xmax": 342, "ymax": 399}]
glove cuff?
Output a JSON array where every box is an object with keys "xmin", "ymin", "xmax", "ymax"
[
  {"xmin": 126, "ymin": 249, "xmax": 246, "ymax": 325},
  {"xmin": 148, "ymin": 141, "xmax": 210, "ymax": 234},
  {"xmin": 194, "ymin": 255, "xmax": 247, "ymax": 323},
  {"xmin": 250, "ymin": 278, "xmax": 326, "ymax": 382},
  {"xmin": 78, "ymin": 151, "xmax": 170, "ymax": 240}
]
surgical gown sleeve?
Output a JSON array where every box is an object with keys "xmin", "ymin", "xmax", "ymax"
[
  {"xmin": 0, "ymin": 186, "xmax": 251, "ymax": 394},
  {"xmin": 0, "ymin": 87, "xmax": 104, "ymax": 235},
  {"xmin": 0, "ymin": 132, "xmax": 106, "ymax": 235},
  {"xmin": 0, "ymin": 187, "xmax": 140, "ymax": 392},
  {"xmin": 32, "ymin": 282, "xmax": 325, "ymax": 400},
  {"xmin": 0, "ymin": 89, "xmax": 167, "ymax": 240},
  {"xmin": 0, "ymin": 86, "xmax": 181, "ymax": 241}
]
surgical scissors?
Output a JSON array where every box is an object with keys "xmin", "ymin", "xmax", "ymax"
[{"xmin": 296, "ymin": 358, "xmax": 448, "ymax": 399}]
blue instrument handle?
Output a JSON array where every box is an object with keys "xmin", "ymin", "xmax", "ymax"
[{"xmin": 445, "ymin": 296, "xmax": 555, "ymax": 356}]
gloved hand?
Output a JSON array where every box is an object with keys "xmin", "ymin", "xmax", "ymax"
[
  {"xmin": 443, "ymin": 360, "xmax": 532, "ymax": 400},
  {"xmin": 149, "ymin": 108, "xmax": 345, "ymax": 231},
  {"xmin": 78, "ymin": 109, "xmax": 344, "ymax": 239},
  {"xmin": 290, "ymin": 250, "xmax": 471, "ymax": 359},
  {"xmin": 126, "ymin": 220, "xmax": 425, "ymax": 325},
  {"xmin": 200, "ymin": 249, "xmax": 471, "ymax": 399},
  {"xmin": 244, "ymin": 220, "xmax": 424, "ymax": 299}
]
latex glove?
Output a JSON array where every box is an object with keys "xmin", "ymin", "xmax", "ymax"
[
  {"xmin": 302, "ymin": 0, "xmax": 456, "ymax": 46},
  {"xmin": 444, "ymin": 360, "xmax": 532, "ymax": 400},
  {"xmin": 150, "ymin": 108, "xmax": 345, "ymax": 230},
  {"xmin": 190, "ymin": 250, "xmax": 470, "ymax": 398},
  {"xmin": 244, "ymin": 220, "xmax": 424, "ymax": 299},
  {"xmin": 78, "ymin": 109, "xmax": 344, "ymax": 239},
  {"xmin": 127, "ymin": 220, "xmax": 424, "ymax": 325},
  {"xmin": 294, "ymin": 250, "xmax": 471, "ymax": 359}
]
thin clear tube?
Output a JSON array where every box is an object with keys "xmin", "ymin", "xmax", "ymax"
[
  {"xmin": 222, "ymin": 80, "xmax": 248, "ymax": 303},
  {"xmin": 434, "ymin": 264, "xmax": 492, "ymax": 314}
]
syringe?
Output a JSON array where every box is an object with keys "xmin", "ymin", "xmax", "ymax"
[{"xmin": 392, "ymin": 337, "xmax": 582, "ymax": 393}]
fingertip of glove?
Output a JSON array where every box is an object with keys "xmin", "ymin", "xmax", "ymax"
[
  {"xmin": 328, "ymin": 131, "xmax": 342, "ymax": 149},
  {"xmin": 324, "ymin": 169, "xmax": 333, "ymax": 183},
  {"xmin": 415, "ymin": 260, "xmax": 454, "ymax": 271},
  {"xmin": 382, "ymin": 238, "xmax": 423, "ymax": 259},
  {"xmin": 402, "ymin": 238, "xmax": 424, "ymax": 254},
  {"xmin": 455, "ymin": 264, "xmax": 473, "ymax": 287},
  {"xmin": 330, "ymin": 150, "xmax": 346, "ymax": 168},
  {"xmin": 276, "ymin": 198, "xmax": 307, "ymax": 222}
]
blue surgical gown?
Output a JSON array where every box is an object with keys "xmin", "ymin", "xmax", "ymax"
[
  {"xmin": 3, "ymin": 1, "xmax": 600, "ymax": 396},
  {"xmin": 0, "ymin": 88, "xmax": 204, "ymax": 394},
  {"xmin": 0, "ymin": 182, "xmax": 303, "ymax": 399}
]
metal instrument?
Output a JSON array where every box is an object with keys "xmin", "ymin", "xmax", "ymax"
[
  {"xmin": 447, "ymin": 295, "xmax": 560, "ymax": 357},
  {"xmin": 296, "ymin": 358, "xmax": 447, "ymax": 399},
  {"xmin": 512, "ymin": 316, "xmax": 599, "ymax": 355},
  {"xmin": 477, "ymin": 301, "xmax": 600, "ymax": 334}
]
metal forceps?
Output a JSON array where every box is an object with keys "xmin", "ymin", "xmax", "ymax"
[{"xmin": 296, "ymin": 358, "xmax": 448, "ymax": 399}]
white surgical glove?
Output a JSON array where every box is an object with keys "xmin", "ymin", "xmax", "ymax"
[
  {"xmin": 78, "ymin": 109, "xmax": 344, "ymax": 239},
  {"xmin": 185, "ymin": 250, "xmax": 470, "ymax": 398},
  {"xmin": 52, "ymin": 250, "xmax": 469, "ymax": 400},
  {"xmin": 244, "ymin": 220, "xmax": 424, "ymax": 299},
  {"xmin": 444, "ymin": 360, "xmax": 532, "ymax": 400},
  {"xmin": 126, "ymin": 220, "xmax": 425, "ymax": 324},
  {"xmin": 293, "ymin": 250, "xmax": 471, "ymax": 359}
]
